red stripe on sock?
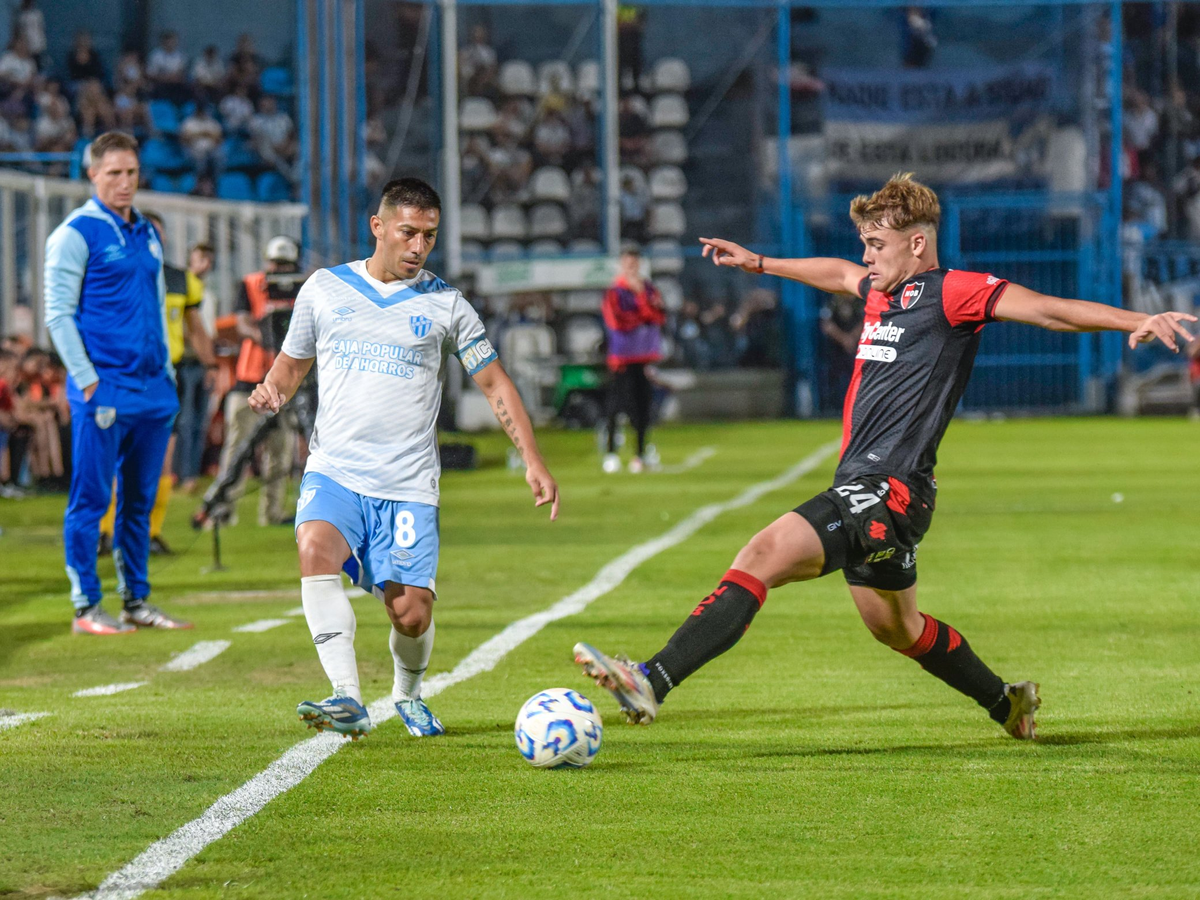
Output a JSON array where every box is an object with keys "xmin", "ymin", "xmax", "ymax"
[
  {"xmin": 898, "ymin": 613, "xmax": 938, "ymax": 658},
  {"xmin": 946, "ymin": 626, "xmax": 962, "ymax": 652},
  {"xmin": 722, "ymin": 568, "xmax": 767, "ymax": 608}
]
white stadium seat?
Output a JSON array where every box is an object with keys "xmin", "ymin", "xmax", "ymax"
[
  {"xmin": 490, "ymin": 204, "xmax": 529, "ymax": 240},
  {"xmin": 499, "ymin": 60, "xmax": 537, "ymax": 96},
  {"xmin": 650, "ymin": 93, "xmax": 689, "ymax": 129},
  {"xmin": 459, "ymin": 97, "xmax": 497, "ymax": 132},
  {"xmin": 563, "ymin": 314, "xmax": 604, "ymax": 358},
  {"xmin": 649, "ymin": 130, "xmax": 688, "ymax": 166},
  {"xmin": 528, "ymin": 239, "xmax": 565, "ymax": 257},
  {"xmin": 460, "ymin": 204, "xmax": 490, "ymax": 241},
  {"xmin": 648, "ymin": 165, "xmax": 687, "ymax": 200},
  {"xmin": 648, "ymin": 201, "xmax": 686, "ymax": 238},
  {"xmin": 575, "ymin": 59, "xmax": 600, "ymax": 98},
  {"xmin": 489, "ymin": 240, "xmax": 525, "ymax": 261},
  {"xmin": 647, "ymin": 238, "xmax": 684, "ymax": 275},
  {"xmin": 655, "ymin": 276, "xmax": 684, "ymax": 311},
  {"xmin": 652, "ymin": 57, "xmax": 691, "ymax": 93},
  {"xmin": 537, "ymin": 60, "xmax": 574, "ymax": 96},
  {"xmin": 529, "ymin": 202, "xmax": 569, "ymax": 239},
  {"xmin": 530, "ymin": 166, "xmax": 571, "ymax": 203}
]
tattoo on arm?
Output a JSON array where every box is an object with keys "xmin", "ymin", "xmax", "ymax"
[{"xmin": 493, "ymin": 395, "xmax": 522, "ymax": 452}]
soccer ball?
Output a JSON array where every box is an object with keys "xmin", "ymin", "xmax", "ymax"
[{"xmin": 514, "ymin": 688, "xmax": 603, "ymax": 769}]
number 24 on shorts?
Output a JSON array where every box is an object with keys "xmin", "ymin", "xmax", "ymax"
[{"xmin": 834, "ymin": 482, "xmax": 882, "ymax": 515}]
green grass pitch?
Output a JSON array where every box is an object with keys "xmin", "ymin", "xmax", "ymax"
[{"xmin": 1, "ymin": 418, "xmax": 1198, "ymax": 898}]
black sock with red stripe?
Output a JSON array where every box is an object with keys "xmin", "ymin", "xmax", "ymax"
[
  {"xmin": 898, "ymin": 614, "xmax": 1010, "ymax": 723},
  {"xmin": 643, "ymin": 569, "xmax": 767, "ymax": 703}
]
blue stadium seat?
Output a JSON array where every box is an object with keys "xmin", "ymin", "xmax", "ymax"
[
  {"xmin": 255, "ymin": 170, "xmax": 291, "ymax": 202},
  {"xmin": 261, "ymin": 67, "xmax": 294, "ymax": 97},
  {"xmin": 216, "ymin": 172, "xmax": 255, "ymax": 201},
  {"xmin": 221, "ymin": 136, "xmax": 262, "ymax": 171},
  {"xmin": 175, "ymin": 172, "xmax": 197, "ymax": 194},
  {"xmin": 149, "ymin": 174, "xmax": 177, "ymax": 193},
  {"xmin": 140, "ymin": 137, "xmax": 189, "ymax": 175},
  {"xmin": 148, "ymin": 100, "xmax": 180, "ymax": 136}
]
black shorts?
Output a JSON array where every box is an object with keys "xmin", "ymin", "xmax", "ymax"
[{"xmin": 793, "ymin": 475, "xmax": 933, "ymax": 592}]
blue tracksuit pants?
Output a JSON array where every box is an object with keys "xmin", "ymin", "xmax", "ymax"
[{"xmin": 65, "ymin": 373, "xmax": 178, "ymax": 609}]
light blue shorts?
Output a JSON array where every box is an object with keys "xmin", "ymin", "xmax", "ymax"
[{"xmin": 294, "ymin": 471, "xmax": 440, "ymax": 596}]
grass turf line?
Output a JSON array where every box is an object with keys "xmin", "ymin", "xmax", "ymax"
[{"xmin": 1, "ymin": 419, "xmax": 1198, "ymax": 898}]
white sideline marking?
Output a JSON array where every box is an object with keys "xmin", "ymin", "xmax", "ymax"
[
  {"xmin": 232, "ymin": 619, "xmax": 290, "ymax": 633},
  {"xmin": 160, "ymin": 641, "xmax": 232, "ymax": 673},
  {"xmin": 0, "ymin": 711, "xmax": 51, "ymax": 730},
  {"xmin": 72, "ymin": 682, "xmax": 148, "ymax": 698},
  {"xmin": 284, "ymin": 606, "xmax": 305, "ymax": 617},
  {"xmin": 660, "ymin": 446, "xmax": 717, "ymax": 474},
  {"xmin": 74, "ymin": 440, "xmax": 839, "ymax": 900}
]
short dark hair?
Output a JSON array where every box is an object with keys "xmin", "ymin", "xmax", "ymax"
[
  {"xmin": 89, "ymin": 131, "xmax": 139, "ymax": 165},
  {"xmin": 379, "ymin": 178, "xmax": 441, "ymax": 215},
  {"xmin": 191, "ymin": 242, "xmax": 215, "ymax": 257}
]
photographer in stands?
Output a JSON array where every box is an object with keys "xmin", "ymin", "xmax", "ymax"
[{"xmin": 203, "ymin": 236, "xmax": 304, "ymax": 526}]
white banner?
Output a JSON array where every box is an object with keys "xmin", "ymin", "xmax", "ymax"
[
  {"xmin": 474, "ymin": 256, "xmax": 618, "ymax": 295},
  {"xmin": 824, "ymin": 120, "xmax": 1017, "ymax": 184}
]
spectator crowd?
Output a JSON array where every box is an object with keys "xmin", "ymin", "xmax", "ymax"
[{"xmin": 0, "ymin": 2, "xmax": 297, "ymax": 199}]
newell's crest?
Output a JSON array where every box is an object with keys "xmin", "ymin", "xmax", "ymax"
[
  {"xmin": 94, "ymin": 407, "xmax": 116, "ymax": 430},
  {"xmin": 900, "ymin": 281, "xmax": 924, "ymax": 310},
  {"xmin": 410, "ymin": 315, "xmax": 432, "ymax": 339}
]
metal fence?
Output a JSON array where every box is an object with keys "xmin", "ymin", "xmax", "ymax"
[{"xmin": 0, "ymin": 170, "xmax": 307, "ymax": 343}]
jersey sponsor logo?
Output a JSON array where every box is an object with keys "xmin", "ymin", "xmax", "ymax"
[
  {"xmin": 864, "ymin": 547, "xmax": 895, "ymax": 564},
  {"xmin": 861, "ymin": 321, "xmax": 906, "ymax": 343},
  {"xmin": 857, "ymin": 345, "xmax": 897, "ymax": 362},
  {"xmin": 900, "ymin": 281, "xmax": 924, "ymax": 310},
  {"xmin": 410, "ymin": 314, "xmax": 433, "ymax": 338},
  {"xmin": 94, "ymin": 407, "xmax": 116, "ymax": 429},
  {"xmin": 986, "ymin": 275, "xmax": 999, "ymax": 285},
  {"xmin": 333, "ymin": 306, "xmax": 355, "ymax": 322}
]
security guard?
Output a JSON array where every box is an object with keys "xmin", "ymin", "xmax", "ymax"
[{"xmin": 44, "ymin": 131, "xmax": 191, "ymax": 634}]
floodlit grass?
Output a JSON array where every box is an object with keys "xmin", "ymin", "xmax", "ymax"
[{"xmin": 1, "ymin": 419, "xmax": 1198, "ymax": 898}]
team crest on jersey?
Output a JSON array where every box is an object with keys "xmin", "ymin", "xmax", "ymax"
[
  {"xmin": 900, "ymin": 281, "xmax": 924, "ymax": 310},
  {"xmin": 94, "ymin": 407, "xmax": 116, "ymax": 429},
  {"xmin": 410, "ymin": 315, "xmax": 432, "ymax": 339}
]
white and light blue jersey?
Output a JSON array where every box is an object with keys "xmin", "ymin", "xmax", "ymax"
[{"xmin": 281, "ymin": 260, "xmax": 497, "ymax": 505}]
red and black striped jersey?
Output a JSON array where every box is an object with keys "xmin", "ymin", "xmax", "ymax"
[{"xmin": 835, "ymin": 267, "xmax": 1009, "ymax": 501}]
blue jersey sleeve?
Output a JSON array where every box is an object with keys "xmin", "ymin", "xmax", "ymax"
[{"xmin": 43, "ymin": 222, "xmax": 98, "ymax": 389}]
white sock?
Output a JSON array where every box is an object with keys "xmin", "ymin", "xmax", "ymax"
[
  {"xmin": 390, "ymin": 619, "xmax": 434, "ymax": 702},
  {"xmin": 301, "ymin": 574, "xmax": 362, "ymax": 704}
]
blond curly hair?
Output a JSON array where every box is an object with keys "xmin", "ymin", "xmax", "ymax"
[{"xmin": 849, "ymin": 172, "xmax": 941, "ymax": 232}]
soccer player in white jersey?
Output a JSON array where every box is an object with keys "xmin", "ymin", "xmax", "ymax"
[{"xmin": 248, "ymin": 178, "xmax": 560, "ymax": 739}]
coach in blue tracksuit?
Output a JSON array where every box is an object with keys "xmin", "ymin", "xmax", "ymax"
[{"xmin": 44, "ymin": 131, "xmax": 192, "ymax": 635}]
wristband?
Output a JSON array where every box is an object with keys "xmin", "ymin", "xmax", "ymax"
[{"xmin": 755, "ymin": 255, "xmax": 765, "ymax": 273}]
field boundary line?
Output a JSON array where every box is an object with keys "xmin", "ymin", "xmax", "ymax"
[
  {"xmin": 72, "ymin": 682, "xmax": 148, "ymax": 698},
  {"xmin": 0, "ymin": 711, "xmax": 51, "ymax": 730},
  {"xmin": 73, "ymin": 439, "xmax": 839, "ymax": 900},
  {"xmin": 159, "ymin": 641, "xmax": 232, "ymax": 673}
]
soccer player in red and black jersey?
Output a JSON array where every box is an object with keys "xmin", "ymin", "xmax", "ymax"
[{"xmin": 574, "ymin": 173, "xmax": 1196, "ymax": 740}]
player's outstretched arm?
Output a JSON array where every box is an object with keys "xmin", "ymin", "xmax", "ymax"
[
  {"xmin": 698, "ymin": 237, "xmax": 867, "ymax": 295},
  {"xmin": 472, "ymin": 360, "xmax": 560, "ymax": 521},
  {"xmin": 993, "ymin": 284, "xmax": 1197, "ymax": 352},
  {"xmin": 248, "ymin": 352, "xmax": 314, "ymax": 414}
]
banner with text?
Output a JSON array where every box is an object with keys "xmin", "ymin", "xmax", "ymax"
[{"xmin": 821, "ymin": 64, "xmax": 1056, "ymax": 183}]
